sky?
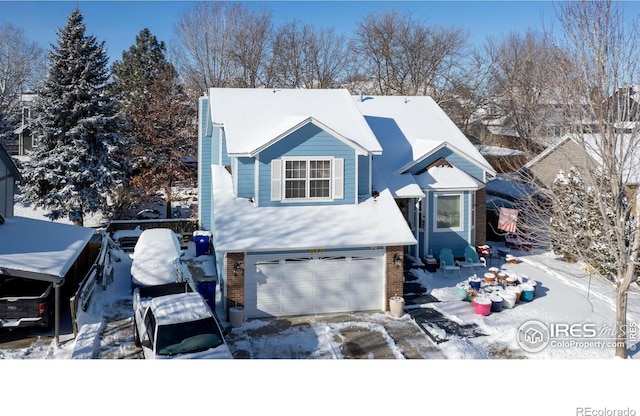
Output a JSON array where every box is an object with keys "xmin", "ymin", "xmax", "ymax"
[{"xmin": 0, "ymin": 0, "xmax": 571, "ymax": 65}]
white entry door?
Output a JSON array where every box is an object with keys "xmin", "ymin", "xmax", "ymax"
[{"xmin": 244, "ymin": 250, "xmax": 385, "ymax": 318}]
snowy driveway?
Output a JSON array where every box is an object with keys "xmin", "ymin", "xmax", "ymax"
[{"xmin": 2, "ymin": 242, "xmax": 639, "ymax": 359}]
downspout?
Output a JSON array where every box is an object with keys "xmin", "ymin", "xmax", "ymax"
[{"xmin": 415, "ymin": 197, "xmax": 422, "ymax": 258}]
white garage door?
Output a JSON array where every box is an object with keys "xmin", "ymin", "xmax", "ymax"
[{"xmin": 244, "ymin": 250, "xmax": 385, "ymax": 318}]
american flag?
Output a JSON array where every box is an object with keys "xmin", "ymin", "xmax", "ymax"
[{"xmin": 498, "ymin": 207, "xmax": 518, "ymax": 233}]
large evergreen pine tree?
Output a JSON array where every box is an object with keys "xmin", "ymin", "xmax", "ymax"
[{"xmin": 20, "ymin": 8, "xmax": 128, "ymax": 225}]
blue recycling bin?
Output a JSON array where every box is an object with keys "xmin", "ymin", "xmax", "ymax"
[
  {"xmin": 193, "ymin": 231, "xmax": 211, "ymax": 257},
  {"xmin": 196, "ymin": 280, "xmax": 216, "ymax": 310}
]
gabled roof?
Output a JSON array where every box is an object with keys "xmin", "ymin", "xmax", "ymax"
[
  {"xmin": 208, "ymin": 88, "xmax": 383, "ymax": 157},
  {"xmin": 524, "ymin": 132, "xmax": 640, "ymax": 185},
  {"xmin": 0, "ymin": 142, "xmax": 22, "ymax": 182},
  {"xmin": 354, "ymin": 95, "xmax": 495, "ymax": 178}
]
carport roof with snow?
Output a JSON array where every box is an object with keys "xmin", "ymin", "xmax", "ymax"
[{"xmin": 0, "ymin": 216, "xmax": 95, "ymax": 283}]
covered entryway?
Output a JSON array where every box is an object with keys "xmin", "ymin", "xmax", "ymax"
[{"xmin": 244, "ymin": 249, "xmax": 385, "ymax": 318}]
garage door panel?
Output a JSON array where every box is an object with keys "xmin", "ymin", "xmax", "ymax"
[{"xmin": 245, "ymin": 250, "xmax": 385, "ymax": 318}]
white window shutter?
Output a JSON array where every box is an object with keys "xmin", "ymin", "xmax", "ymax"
[
  {"xmin": 271, "ymin": 159, "xmax": 282, "ymax": 201},
  {"xmin": 333, "ymin": 158, "xmax": 344, "ymax": 199}
]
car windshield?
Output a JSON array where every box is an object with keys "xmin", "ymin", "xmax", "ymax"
[{"xmin": 155, "ymin": 317, "xmax": 224, "ymax": 356}]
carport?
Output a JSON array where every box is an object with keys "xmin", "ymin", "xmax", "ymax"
[{"xmin": 0, "ymin": 216, "xmax": 95, "ymax": 343}]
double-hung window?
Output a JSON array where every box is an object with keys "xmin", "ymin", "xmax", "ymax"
[
  {"xmin": 284, "ymin": 159, "xmax": 331, "ymax": 200},
  {"xmin": 272, "ymin": 157, "xmax": 343, "ymax": 202}
]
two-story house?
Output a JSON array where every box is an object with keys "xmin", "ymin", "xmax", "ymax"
[{"xmin": 198, "ymin": 88, "xmax": 495, "ymax": 320}]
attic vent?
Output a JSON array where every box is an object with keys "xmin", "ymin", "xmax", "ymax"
[{"xmin": 416, "ymin": 158, "xmax": 452, "ymax": 175}]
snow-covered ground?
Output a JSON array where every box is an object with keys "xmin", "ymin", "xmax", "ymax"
[{"xmin": 4, "ymin": 200, "xmax": 639, "ymax": 414}]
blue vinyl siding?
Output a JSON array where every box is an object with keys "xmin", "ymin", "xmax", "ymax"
[
  {"xmin": 221, "ymin": 130, "xmax": 231, "ymax": 167},
  {"xmin": 358, "ymin": 154, "xmax": 370, "ymax": 196},
  {"xmin": 198, "ymin": 97, "xmax": 213, "ymax": 231},
  {"xmin": 427, "ymin": 190, "xmax": 471, "ymax": 258},
  {"xmin": 237, "ymin": 157, "xmax": 255, "ymax": 198},
  {"xmin": 256, "ymin": 123, "xmax": 357, "ymax": 207},
  {"xmin": 408, "ymin": 147, "xmax": 484, "ymax": 182}
]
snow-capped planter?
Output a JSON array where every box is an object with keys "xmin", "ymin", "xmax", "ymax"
[
  {"xmin": 484, "ymin": 272, "xmax": 496, "ymax": 284},
  {"xmin": 507, "ymin": 285, "xmax": 523, "ymax": 303},
  {"xmin": 468, "ymin": 276, "xmax": 482, "ymax": 290},
  {"xmin": 520, "ymin": 284, "xmax": 535, "ymax": 302},
  {"xmin": 389, "ymin": 295, "xmax": 405, "ymax": 318},
  {"xmin": 229, "ymin": 306, "xmax": 245, "ymax": 328},
  {"xmin": 472, "ymin": 296, "xmax": 491, "ymax": 316},
  {"xmin": 505, "ymin": 275, "xmax": 517, "ymax": 286},
  {"xmin": 488, "ymin": 267, "xmax": 500, "ymax": 276},
  {"xmin": 501, "ymin": 290, "xmax": 517, "ymax": 309},
  {"xmin": 457, "ymin": 282, "xmax": 471, "ymax": 301},
  {"xmin": 490, "ymin": 294, "xmax": 503, "ymax": 312}
]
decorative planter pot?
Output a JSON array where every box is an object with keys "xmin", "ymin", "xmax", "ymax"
[
  {"xmin": 468, "ymin": 277, "xmax": 482, "ymax": 291},
  {"xmin": 472, "ymin": 296, "xmax": 492, "ymax": 316},
  {"xmin": 457, "ymin": 282, "xmax": 471, "ymax": 301},
  {"xmin": 490, "ymin": 294, "xmax": 503, "ymax": 312},
  {"xmin": 389, "ymin": 296, "xmax": 405, "ymax": 318},
  {"xmin": 484, "ymin": 272, "xmax": 496, "ymax": 284},
  {"xmin": 501, "ymin": 291, "xmax": 517, "ymax": 309},
  {"xmin": 520, "ymin": 284, "xmax": 535, "ymax": 302},
  {"xmin": 229, "ymin": 306, "xmax": 245, "ymax": 328}
]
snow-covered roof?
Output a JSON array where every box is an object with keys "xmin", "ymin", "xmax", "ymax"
[
  {"xmin": 354, "ymin": 95, "xmax": 495, "ymax": 177},
  {"xmin": 208, "ymin": 88, "xmax": 383, "ymax": 156},
  {"xmin": 478, "ymin": 145, "xmax": 525, "ymax": 157},
  {"xmin": 210, "ymin": 165, "xmax": 416, "ymax": 252},
  {"xmin": 0, "ymin": 216, "xmax": 95, "ymax": 283},
  {"xmin": 415, "ymin": 165, "xmax": 483, "ymax": 191}
]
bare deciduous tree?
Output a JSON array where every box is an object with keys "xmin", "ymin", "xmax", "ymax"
[
  {"xmin": 266, "ymin": 21, "xmax": 351, "ymax": 89},
  {"xmin": 483, "ymin": 30, "xmax": 570, "ymax": 155},
  {"xmin": 351, "ymin": 9, "xmax": 468, "ymax": 97},
  {"xmin": 0, "ymin": 24, "xmax": 44, "ymax": 109},
  {"xmin": 517, "ymin": 0, "xmax": 640, "ymax": 358},
  {"xmin": 172, "ymin": 2, "xmax": 272, "ymax": 94}
]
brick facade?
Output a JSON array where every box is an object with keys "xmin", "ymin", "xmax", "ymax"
[
  {"xmin": 225, "ymin": 252, "xmax": 244, "ymax": 320},
  {"xmin": 385, "ymin": 246, "xmax": 405, "ymax": 311},
  {"xmin": 225, "ymin": 246, "xmax": 408, "ymax": 315},
  {"xmin": 475, "ymin": 187, "xmax": 487, "ymax": 246}
]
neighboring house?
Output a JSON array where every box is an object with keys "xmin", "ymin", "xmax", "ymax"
[
  {"xmin": 0, "ymin": 142, "xmax": 96, "ymax": 341},
  {"xmin": 0, "ymin": 142, "xmax": 22, "ymax": 218},
  {"xmin": 198, "ymin": 88, "xmax": 495, "ymax": 320},
  {"xmin": 4, "ymin": 92, "xmax": 37, "ymax": 156},
  {"xmin": 522, "ymin": 134, "xmax": 601, "ymax": 189}
]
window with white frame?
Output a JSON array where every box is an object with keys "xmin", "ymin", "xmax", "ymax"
[
  {"xmin": 284, "ymin": 159, "xmax": 331, "ymax": 200},
  {"xmin": 435, "ymin": 193, "xmax": 463, "ymax": 231}
]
